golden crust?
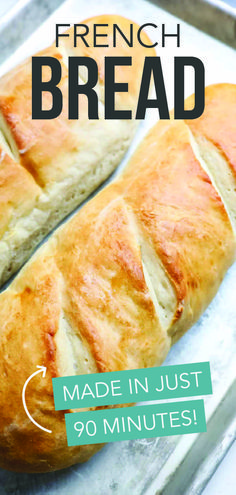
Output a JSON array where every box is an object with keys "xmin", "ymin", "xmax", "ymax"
[
  {"xmin": 0, "ymin": 46, "xmax": 98, "ymax": 187},
  {"xmin": 185, "ymin": 83, "xmax": 236, "ymax": 179},
  {"xmin": 55, "ymin": 191, "xmax": 169, "ymax": 372},
  {"xmin": 0, "ymin": 262, "xmax": 102, "ymax": 471}
]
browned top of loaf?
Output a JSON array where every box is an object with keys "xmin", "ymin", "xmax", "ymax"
[{"xmin": 185, "ymin": 83, "xmax": 236, "ymax": 178}]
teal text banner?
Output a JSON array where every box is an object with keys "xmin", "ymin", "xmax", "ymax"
[
  {"xmin": 53, "ymin": 362, "xmax": 212, "ymax": 410},
  {"xmin": 65, "ymin": 399, "xmax": 206, "ymax": 446}
]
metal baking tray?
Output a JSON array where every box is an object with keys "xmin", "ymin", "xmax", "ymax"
[
  {"xmin": 0, "ymin": 0, "xmax": 64, "ymax": 64},
  {"xmin": 152, "ymin": 0, "xmax": 236, "ymax": 49},
  {"xmin": 0, "ymin": 0, "xmax": 235, "ymax": 493}
]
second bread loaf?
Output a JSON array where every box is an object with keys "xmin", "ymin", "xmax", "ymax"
[{"xmin": 0, "ymin": 15, "xmax": 154, "ymax": 286}]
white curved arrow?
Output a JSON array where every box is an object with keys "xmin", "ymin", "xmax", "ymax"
[{"xmin": 22, "ymin": 365, "xmax": 52, "ymax": 434}]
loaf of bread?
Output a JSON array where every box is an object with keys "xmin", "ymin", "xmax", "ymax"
[
  {"xmin": 0, "ymin": 83, "xmax": 235, "ymax": 473},
  {"xmin": 0, "ymin": 15, "xmax": 154, "ymax": 287}
]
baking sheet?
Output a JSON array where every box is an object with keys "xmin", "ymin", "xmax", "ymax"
[
  {"xmin": 0, "ymin": 0, "xmax": 65, "ymax": 65},
  {"xmin": 151, "ymin": 0, "xmax": 236, "ymax": 49},
  {"xmin": 0, "ymin": 0, "xmax": 235, "ymax": 493}
]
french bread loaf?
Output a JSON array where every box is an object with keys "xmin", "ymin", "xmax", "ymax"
[
  {"xmin": 0, "ymin": 83, "xmax": 235, "ymax": 473},
  {"xmin": 0, "ymin": 15, "xmax": 154, "ymax": 287}
]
